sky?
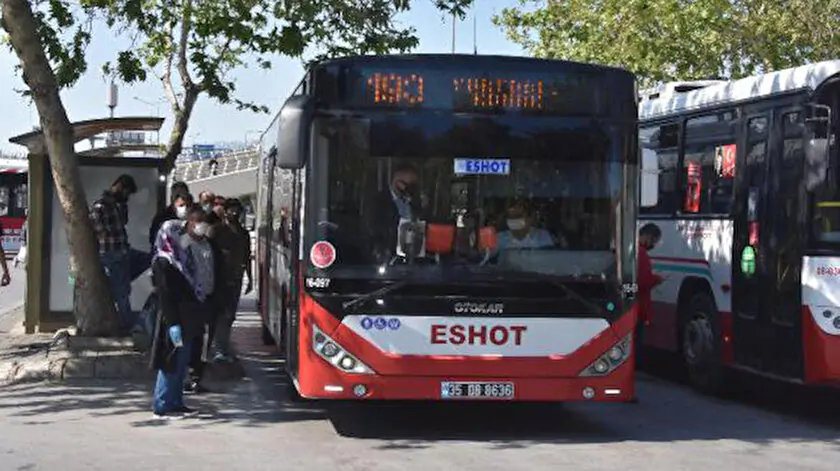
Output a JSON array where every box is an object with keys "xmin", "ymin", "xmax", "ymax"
[{"xmin": 0, "ymin": 1, "xmax": 526, "ymax": 155}]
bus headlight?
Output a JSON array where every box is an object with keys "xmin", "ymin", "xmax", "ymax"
[
  {"xmin": 579, "ymin": 334, "xmax": 632, "ymax": 377},
  {"xmin": 311, "ymin": 324, "xmax": 374, "ymax": 375},
  {"xmin": 594, "ymin": 359, "xmax": 610, "ymax": 374},
  {"xmin": 322, "ymin": 342, "xmax": 340, "ymax": 358}
]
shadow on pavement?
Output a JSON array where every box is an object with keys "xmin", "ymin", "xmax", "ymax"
[
  {"xmin": 3, "ymin": 296, "xmax": 840, "ymax": 447},
  {"xmin": 642, "ymin": 350, "xmax": 840, "ymax": 430},
  {"xmin": 323, "ymin": 373, "xmax": 840, "ymax": 448}
]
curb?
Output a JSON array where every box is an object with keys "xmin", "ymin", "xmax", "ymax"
[
  {"xmin": 1, "ymin": 336, "xmax": 246, "ymax": 386},
  {"xmin": 0, "ymin": 345, "xmax": 154, "ymax": 386}
]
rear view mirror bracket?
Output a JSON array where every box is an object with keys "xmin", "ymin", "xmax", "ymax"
[{"xmin": 805, "ymin": 103, "xmax": 833, "ymax": 192}]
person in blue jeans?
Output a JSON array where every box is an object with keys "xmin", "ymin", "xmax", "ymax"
[
  {"xmin": 90, "ymin": 174, "xmax": 138, "ymax": 334},
  {"xmin": 150, "ymin": 206, "xmax": 217, "ymax": 418}
]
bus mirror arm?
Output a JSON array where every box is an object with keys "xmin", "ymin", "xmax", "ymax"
[
  {"xmin": 276, "ymin": 95, "xmax": 314, "ymax": 170},
  {"xmin": 805, "ymin": 104, "xmax": 832, "ymax": 192}
]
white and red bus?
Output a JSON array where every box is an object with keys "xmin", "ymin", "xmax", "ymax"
[
  {"xmin": 0, "ymin": 158, "xmax": 27, "ymax": 259},
  {"xmin": 639, "ymin": 61, "xmax": 840, "ymax": 391},
  {"xmin": 257, "ymin": 54, "xmax": 639, "ymax": 402}
]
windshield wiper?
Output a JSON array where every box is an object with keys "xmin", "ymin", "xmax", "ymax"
[
  {"xmin": 544, "ymin": 278, "xmax": 608, "ymax": 317},
  {"xmin": 341, "ymin": 279, "xmax": 410, "ymax": 312},
  {"xmin": 490, "ymin": 271, "xmax": 608, "ymax": 316}
]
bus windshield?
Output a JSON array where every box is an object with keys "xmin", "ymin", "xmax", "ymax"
[{"xmin": 307, "ymin": 117, "xmax": 631, "ymax": 287}]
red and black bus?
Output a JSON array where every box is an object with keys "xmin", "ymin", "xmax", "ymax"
[
  {"xmin": 639, "ymin": 61, "xmax": 840, "ymax": 391},
  {"xmin": 256, "ymin": 54, "xmax": 639, "ymax": 401},
  {"xmin": 0, "ymin": 159, "xmax": 27, "ymax": 259}
]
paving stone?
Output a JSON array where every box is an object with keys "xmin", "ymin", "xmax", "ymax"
[
  {"xmin": 62, "ymin": 357, "xmax": 95, "ymax": 380},
  {"xmin": 93, "ymin": 352, "xmax": 151, "ymax": 380}
]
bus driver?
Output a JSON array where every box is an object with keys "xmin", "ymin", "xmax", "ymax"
[{"xmin": 493, "ymin": 200, "xmax": 562, "ymax": 255}]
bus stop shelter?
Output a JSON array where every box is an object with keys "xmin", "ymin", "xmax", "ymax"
[{"xmin": 9, "ymin": 117, "xmax": 166, "ymax": 333}]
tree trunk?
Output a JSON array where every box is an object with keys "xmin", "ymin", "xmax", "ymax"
[
  {"xmin": 1, "ymin": 0, "xmax": 118, "ymax": 336},
  {"xmin": 163, "ymin": 88, "xmax": 199, "ymax": 171}
]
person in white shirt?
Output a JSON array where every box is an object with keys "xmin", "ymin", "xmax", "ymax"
[{"xmin": 494, "ymin": 200, "xmax": 562, "ymax": 255}]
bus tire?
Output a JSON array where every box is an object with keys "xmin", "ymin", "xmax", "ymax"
[
  {"xmin": 680, "ymin": 292, "xmax": 726, "ymax": 394},
  {"xmin": 262, "ymin": 323, "xmax": 275, "ymax": 346}
]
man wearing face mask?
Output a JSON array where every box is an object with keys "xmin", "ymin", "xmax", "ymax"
[
  {"xmin": 90, "ymin": 174, "xmax": 138, "ymax": 334},
  {"xmin": 198, "ymin": 190, "xmax": 221, "ymax": 226},
  {"xmin": 493, "ymin": 200, "xmax": 558, "ymax": 256},
  {"xmin": 209, "ymin": 198, "xmax": 253, "ymax": 363},
  {"xmin": 149, "ymin": 186, "xmax": 193, "ymax": 246},
  {"xmin": 368, "ymin": 164, "xmax": 422, "ymax": 258}
]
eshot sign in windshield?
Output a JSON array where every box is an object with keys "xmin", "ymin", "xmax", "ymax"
[{"xmin": 454, "ymin": 158, "xmax": 510, "ymax": 176}]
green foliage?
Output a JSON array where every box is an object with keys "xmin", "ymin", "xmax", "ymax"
[
  {"xmin": 495, "ymin": 0, "xmax": 840, "ymax": 86},
  {"xmin": 88, "ymin": 0, "xmax": 473, "ymax": 112},
  {"xmin": 6, "ymin": 0, "xmax": 473, "ymax": 101},
  {"xmin": 1, "ymin": 0, "xmax": 97, "ymax": 89}
]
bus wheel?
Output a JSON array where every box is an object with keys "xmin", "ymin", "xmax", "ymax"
[
  {"xmin": 681, "ymin": 292, "xmax": 726, "ymax": 394},
  {"xmin": 262, "ymin": 323, "xmax": 275, "ymax": 346}
]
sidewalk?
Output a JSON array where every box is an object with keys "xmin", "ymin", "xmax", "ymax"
[
  {"xmin": 0, "ymin": 305, "xmax": 152, "ymax": 385},
  {"xmin": 0, "ymin": 301, "xmax": 247, "ymax": 386}
]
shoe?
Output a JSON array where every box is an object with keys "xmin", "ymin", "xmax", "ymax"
[
  {"xmin": 152, "ymin": 410, "xmax": 185, "ymax": 420},
  {"xmin": 173, "ymin": 406, "xmax": 198, "ymax": 417},
  {"xmin": 212, "ymin": 353, "xmax": 235, "ymax": 364},
  {"xmin": 184, "ymin": 380, "xmax": 210, "ymax": 394}
]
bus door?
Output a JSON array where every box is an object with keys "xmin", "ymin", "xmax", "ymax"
[
  {"xmin": 732, "ymin": 108, "xmax": 806, "ymax": 379},
  {"xmin": 258, "ymin": 151, "xmax": 276, "ymax": 325}
]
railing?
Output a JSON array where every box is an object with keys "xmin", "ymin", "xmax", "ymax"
[{"xmin": 172, "ymin": 146, "xmax": 260, "ymax": 182}]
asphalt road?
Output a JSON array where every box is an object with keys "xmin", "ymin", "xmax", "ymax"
[{"xmin": 1, "ymin": 309, "xmax": 840, "ymax": 471}]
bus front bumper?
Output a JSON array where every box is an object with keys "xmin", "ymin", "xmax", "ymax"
[{"xmin": 296, "ymin": 362, "xmax": 635, "ymax": 402}]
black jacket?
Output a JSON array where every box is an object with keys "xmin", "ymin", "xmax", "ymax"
[{"xmin": 149, "ymin": 240, "xmax": 225, "ymax": 371}]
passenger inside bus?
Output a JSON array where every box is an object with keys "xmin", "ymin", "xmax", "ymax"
[
  {"xmin": 491, "ymin": 199, "xmax": 563, "ymax": 257},
  {"xmin": 317, "ymin": 155, "xmax": 619, "ymax": 278}
]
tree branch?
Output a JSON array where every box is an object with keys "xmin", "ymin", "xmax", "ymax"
[
  {"xmin": 177, "ymin": 0, "xmax": 195, "ymax": 90},
  {"xmin": 162, "ymin": 39, "xmax": 179, "ymax": 112}
]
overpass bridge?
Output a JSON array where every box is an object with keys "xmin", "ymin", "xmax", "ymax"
[{"xmin": 172, "ymin": 147, "xmax": 259, "ymax": 201}]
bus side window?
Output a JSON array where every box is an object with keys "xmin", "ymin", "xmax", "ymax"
[
  {"xmin": 683, "ymin": 111, "xmax": 739, "ymax": 215},
  {"xmin": 640, "ymin": 123, "xmax": 679, "ymax": 215}
]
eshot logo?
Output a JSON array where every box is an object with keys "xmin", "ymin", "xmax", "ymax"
[{"xmin": 360, "ymin": 316, "xmax": 401, "ymax": 331}]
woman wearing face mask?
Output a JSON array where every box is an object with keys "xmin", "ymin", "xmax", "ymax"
[
  {"xmin": 150, "ymin": 205, "xmax": 221, "ymax": 417},
  {"xmin": 493, "ymin": 200, "xmax": 557, "ymax": 256}
]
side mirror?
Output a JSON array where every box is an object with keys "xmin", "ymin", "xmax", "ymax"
[
  {"xmin": 276, "ymin": 95, "xmax": 314, "ymax": 169},
  {"xmin": 640, "ymin": 148, "xmax": 659, "ymax": 208}
]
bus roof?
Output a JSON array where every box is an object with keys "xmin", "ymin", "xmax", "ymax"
[
  {"xmin": 640, "ymin": 60, "xmax": 840, "ymax": 121},
  {"xmin": 312, "ymin": 53, "xmax": 633, "ymax": 76}
]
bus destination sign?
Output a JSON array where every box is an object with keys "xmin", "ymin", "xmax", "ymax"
[{"xmin": 359, "ymin": 69, "xmax": 597, "ymax": 115}]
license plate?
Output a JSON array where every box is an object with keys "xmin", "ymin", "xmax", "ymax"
[{"xmin": 440, "ymin": 381, "xmax": 515, "ymax": 400}]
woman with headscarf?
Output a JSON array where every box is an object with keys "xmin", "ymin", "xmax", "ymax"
[{"xmin": 149, "ymin": 204, "xmax": 219, "ymax": 418}]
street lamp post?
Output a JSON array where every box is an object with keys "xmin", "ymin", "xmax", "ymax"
[
  {"xmin": 133, "ymin": 96, "xmax": 166, "ymax": 147},
  {"xmin": 244, "ymin": 130, "xmax": 261, "ymax": 147},
  {"xmin": 133, "ymin": 96, "xmax": 165, "ymax": 117}
]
